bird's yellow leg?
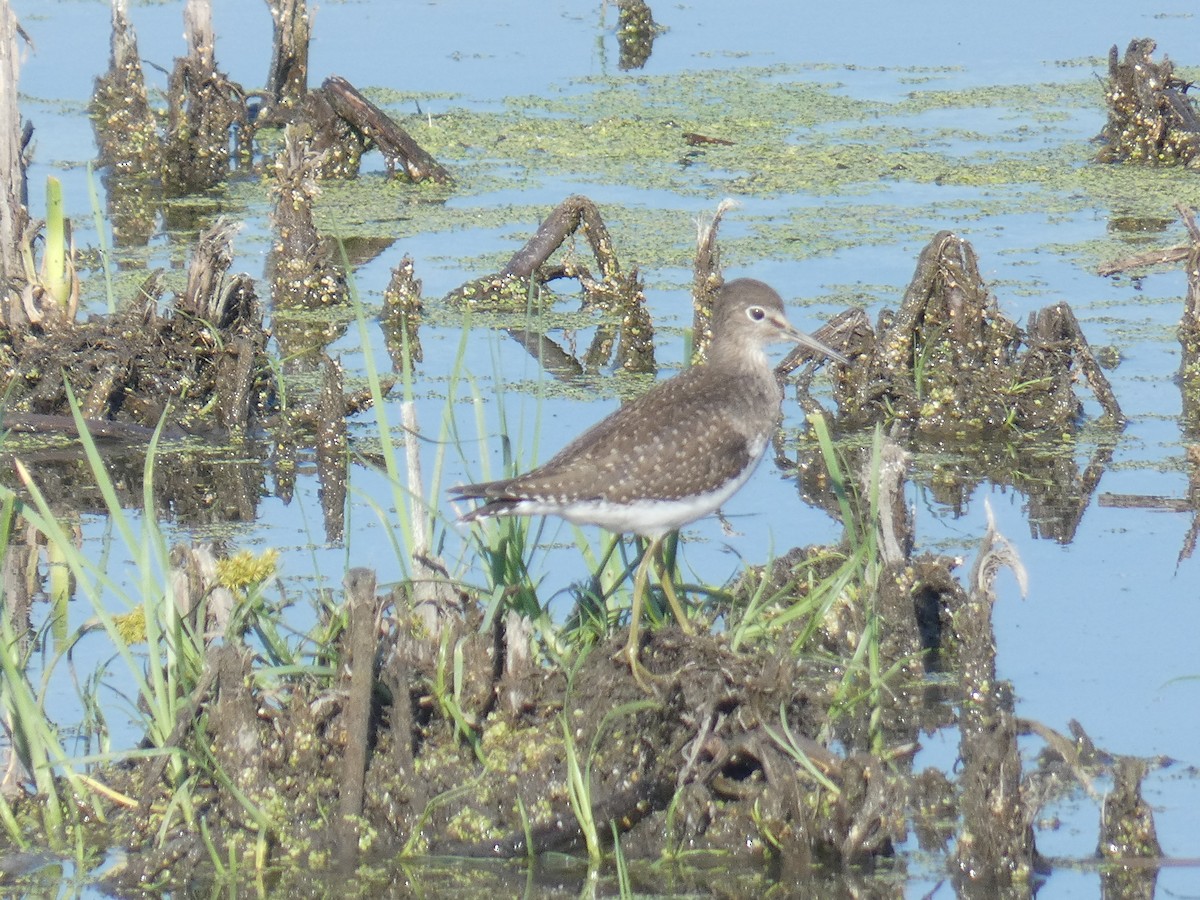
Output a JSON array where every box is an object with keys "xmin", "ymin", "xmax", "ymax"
[
  {"xmin": 619, "ymin": 535, "xmax": 663, "ymax": 688},
  {"xmin": 655, "ymin": 539, "xmax": 694, "ymax": 635}
]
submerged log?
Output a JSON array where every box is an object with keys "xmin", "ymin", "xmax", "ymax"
[
  {"xmin": 266, "ymin": 126, "xmax": 348, "ymax": 312},
  {"xmin": 1098, "ymin": 244, "xmax": 1188, "ymax": 277},
  {"xmin": 162, "ymin": 0, "xmax": 246, "ymax": 195},
  {"xmin": 89, "ymin": 1, "xmax": 161, "ymax": 248},
  {"xmin": 1097, "ymin": 38, "xmax": 1200, "ymax": 167},
  {"xmin": 615, "ymin": 0, "xmax": 659, "ymax": 71},
  {"xmin": 781, "ymin": 232, "xmax": 1123, "ymax": 542},
  {"xmin": 90, "ymin": 0, "xmax": 160, "ymax": 178},
  {"xmin": 499, "ymin": 194, "xmax": 623, "ymax": 285},
  {"xmin": 336, "ymin": 568, "xmax": 382, "ymax": 864},
  {"xmin": 265, "ymin": 0, "xmax": 309, "ymax": 111},
  {"xmin": 448, "ymin": 195, "xmax": 654, "ymax": 374},
  {"xmin": 1, "ymin": 219, "xmax": 271, "ymax": 438},
  {"xmin": 322, "ymin": 76, "xmax": 451, "ymax": 184},
  {"xmin": 1097, "ymin": 757, "xmax": 1162, "ymax": 898},
  {"xmin": 0, "ymin": 413, "xmax": 177, "ymax": 442},
  {"xmin": 794, "ymin": 231, "xmax": 1123, "ymax": 440},
  {"xmin": 1096, "ymin": 205, "xmax": 1200, "ymax": 558},
  {"xmin": 1022, "ymin": 301, "xmax": 1123, "ymax": 427},
  {"xmin": 691, "ymin": 198, "xmax": 736, "ymax": 358}
]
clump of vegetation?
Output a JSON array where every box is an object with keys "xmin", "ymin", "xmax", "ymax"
[{"xmin": 1097, "ymin": 38, "xmax": 1200, "ymax": 167}]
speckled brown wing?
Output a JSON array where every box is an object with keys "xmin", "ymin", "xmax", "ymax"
[{"xmin": 462, "ymin": 362, "xmax": 777, "ymax": 505}]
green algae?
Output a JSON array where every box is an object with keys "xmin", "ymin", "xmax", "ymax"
[
  {"xmin": 70, "ymin": 58, "xmax": 1199, "ymax": 319},
  {"xmin": 290, "ymin": 63, "xmax": 1200, "ymax": 294},
  {"xmin": 172, "ymin": 62, "xmax": 1200, "ymax": 316}
]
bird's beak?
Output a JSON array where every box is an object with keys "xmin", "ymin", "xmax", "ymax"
[{"xmin": 773, "ymin": 314, "xmax": 850, "ymax": 365}]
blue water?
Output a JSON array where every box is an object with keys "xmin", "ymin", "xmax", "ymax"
[{"xmin": 10, "ymin": 0, "xmax": 1200, "ymax": 893}]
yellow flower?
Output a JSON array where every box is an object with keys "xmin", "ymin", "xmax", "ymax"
[
  {"xmin": 111, "ymin": 606, "xmax": 147, "ymax": 644},
  {"xmin": 216, "ymin": 549, "xmax": 279, "ymax": 591}
]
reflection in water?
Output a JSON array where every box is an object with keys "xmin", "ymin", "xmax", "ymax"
[
  {"xmin": 782, "ymin": 231, "xmax": 1127, "ymax": 545},
  {"xmin": 448, "ymin": 195, "xmax": 657, "ymax": 375}
]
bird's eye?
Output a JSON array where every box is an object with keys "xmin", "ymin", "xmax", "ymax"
[{"xmin": 747, "ymin": 306, "xmax": 766, "ymax": 322}]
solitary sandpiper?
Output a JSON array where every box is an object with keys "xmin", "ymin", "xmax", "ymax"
[{"xmin": 451, "ymin": 278, "xmax": 847, "ymax": 679}]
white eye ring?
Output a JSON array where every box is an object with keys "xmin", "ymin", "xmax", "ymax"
[{"xmin": 747, "ymin": 306, "xmax": 766, "ymax": 322}]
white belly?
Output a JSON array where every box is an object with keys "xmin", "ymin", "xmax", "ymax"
[{"xmin": 510, "ymin": 434, "xmax": 769, "ymax": 538}]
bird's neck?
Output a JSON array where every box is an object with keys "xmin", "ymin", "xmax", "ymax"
[{"xmin": 709, "ymin": 339, "xmax": 770, "ymax": 375}]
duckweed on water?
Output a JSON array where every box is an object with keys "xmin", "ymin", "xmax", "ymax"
[{"xmin": 334, "ymin": 66, "xmax": 1200, "ymax": 283}]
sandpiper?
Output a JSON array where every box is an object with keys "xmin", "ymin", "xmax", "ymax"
[{"xmin": 451, "ymin": 278, "xmax": 847, "ymax": 680}]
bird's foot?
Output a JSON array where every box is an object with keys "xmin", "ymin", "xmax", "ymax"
[{"xmin": 613, "ymin": 640, "xmax": 661, "ymax": 693}]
